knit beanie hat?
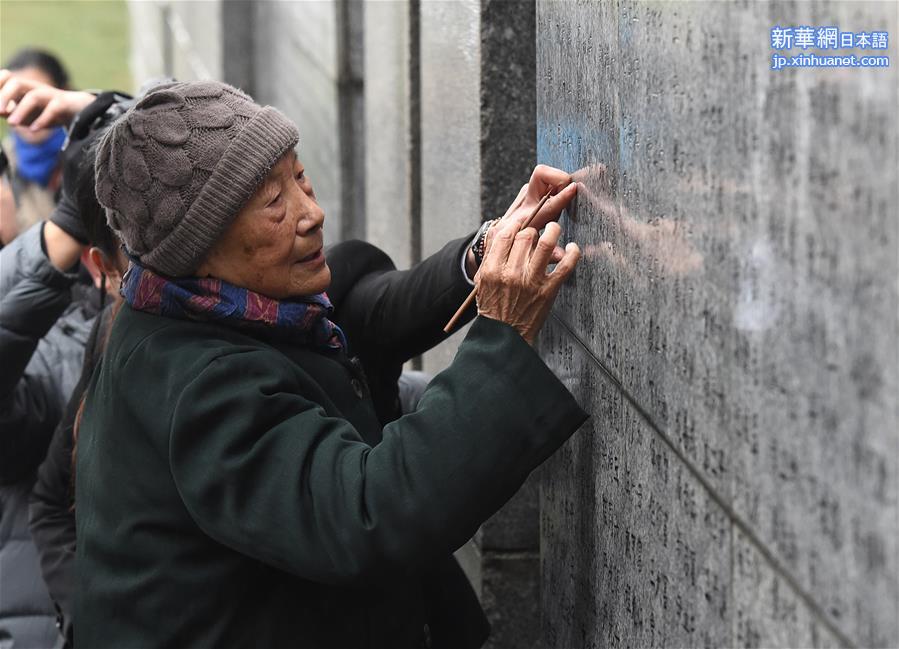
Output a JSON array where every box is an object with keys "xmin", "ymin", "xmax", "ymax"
[{"xmin": 94, "ymin": 80, "xmax": 299, "ymax": 277}]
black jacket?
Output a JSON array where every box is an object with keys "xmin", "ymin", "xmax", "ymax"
[
  {"xmin": 75, "ymin": 235, "xmax": 588, "ymax": 649},
  {"xmin": 0, "ymin": 223, "xmax": 96, "ymax": 480},
  {"xmin": 29, "ymin": 304, "xmax": 113, "ymax": 647},
  {"xmin": 0, "ymin": 222, "xmax": 98, "ymax": 648}
]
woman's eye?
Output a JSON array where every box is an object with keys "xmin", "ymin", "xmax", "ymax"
[
  {"xmin": 296, "ymin": 172, "xmax": 305, "ymax": 182},
  {"xmin": 268, "ymin": 193, "xmax": 282, "ymax": 207}
]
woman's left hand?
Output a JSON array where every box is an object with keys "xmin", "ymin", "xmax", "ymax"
[
  {"xmin": 499, "ymin": 164, "xmax": 578, "ymax": 232},
  {"xmin": 466, "ymin": 165, "xmax": 577, "ymax": 275}
]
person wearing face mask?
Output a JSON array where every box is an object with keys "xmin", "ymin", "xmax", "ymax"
[
  {"xmin": 0, "ymin": 49, "xmax": 75, "ymax": 245},
  {"xmin": 0, "ymin": 82, "xmax": 131, "ymax": 648}
]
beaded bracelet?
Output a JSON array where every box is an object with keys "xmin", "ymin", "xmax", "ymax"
[{"xmin": 471, "ymin": 218, "xmax": 501, "ymax": 266}]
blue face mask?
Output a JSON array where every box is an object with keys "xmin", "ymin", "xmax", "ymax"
[{"xmin": 13, "ymin": 127, "xmax": 66, "ymax": 187}]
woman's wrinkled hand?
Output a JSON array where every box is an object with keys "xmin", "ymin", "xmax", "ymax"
[
  {"xmin": 475, "ymin": 219, "xmax": 581, "ymax": 345},
  {"xmin": 499, "ymin": 164, "xmax": 578, "ymax": 229},
  {"xmin": 486, "ymin": 164, "xmax": 579, "ymax": 266}
]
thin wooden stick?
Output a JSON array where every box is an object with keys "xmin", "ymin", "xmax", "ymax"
[{"xmin": 443, "ymin": 188, "xmax": 555, "ymax": 333}]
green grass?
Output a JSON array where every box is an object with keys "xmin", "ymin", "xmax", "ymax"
[
  {"xmin": 0, "ymin": 0, "xmax": 132, "ymax": 90},
  {"xmin": 0, "ymin": 0, "xmax": 132, "ymax": 137}
]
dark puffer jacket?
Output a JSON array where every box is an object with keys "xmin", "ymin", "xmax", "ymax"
[{"xmin": 0, "ymin": 222, "xmax": 97, "ymax": 648}]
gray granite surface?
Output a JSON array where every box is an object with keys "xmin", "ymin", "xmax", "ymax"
[{"xmin": 537, "ymin": 1, "xmax": 898, "ymax": 646}]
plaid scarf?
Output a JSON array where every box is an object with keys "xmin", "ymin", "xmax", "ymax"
[{"xmin": 121, "ymin": 261, "xmax": 347, "ymax": 351}]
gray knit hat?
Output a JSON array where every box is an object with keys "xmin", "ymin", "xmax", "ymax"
[{"xmin": 94, "ymin": 80, "xmax": 299, "ymax": 277}]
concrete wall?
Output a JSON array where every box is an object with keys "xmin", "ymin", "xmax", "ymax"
[
  {"xmin": 363, "ymin": 0, "xmax": 413, "ymax": 270},
  {"xmin": 252, "ymin": 0, "xmax": 346, "ymax": 245},
  {"xmin": 128, "ymin": 0, "xmax": 221, "ymax": 88},
  {"xmin": 536, "ymin": 1, "xmax": 898, "ymax": 647},
  {"xmin": 418, "ymin": 0, "xmax": 482, "ymax": 373},
  {"xmin": 128, "ymin": 0, "xmax": 358, "ymax": 246}
]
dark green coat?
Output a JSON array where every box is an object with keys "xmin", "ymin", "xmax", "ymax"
[{"xmin": 75, "ymin": 237, "xmax": 588, "ymax": 648}]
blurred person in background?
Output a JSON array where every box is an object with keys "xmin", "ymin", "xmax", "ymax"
[
  {"xmin": 0, "ymin": 73, "xmax": 130, "ymax": 648},
  {"xmin": 28, "ymin": 107, "xmax": 130, "ymax": 649},
  {"xmin": 1, "ymin": 49, "xmax": 72, "ymax": 245}
]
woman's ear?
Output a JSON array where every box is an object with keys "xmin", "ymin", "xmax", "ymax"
[
  {"xmin": 88, "ymin": 247, "xmax": 124, "ymax": 294},
  {"xmin": 83, "ymin": 248, "xmax": 105, "ymax": 290}
]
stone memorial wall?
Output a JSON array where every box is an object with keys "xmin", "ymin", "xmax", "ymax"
[{"xmin": 536, "ymin": 1, "xmax": 898, "ymax": 647}]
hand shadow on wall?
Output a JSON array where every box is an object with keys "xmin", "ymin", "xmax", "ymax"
[{"xmin": 569, "ymin": 163, "xmax": 704, "ymax": 281}]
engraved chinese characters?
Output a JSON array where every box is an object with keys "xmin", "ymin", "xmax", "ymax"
[{"xmin": 536, "ymin": 1, "xmax": 898, "ymax": 647}]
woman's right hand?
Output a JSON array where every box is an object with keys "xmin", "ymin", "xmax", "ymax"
[{"xmin": 475, "ymin": 217, "xmax": 581, "ymax": 346}]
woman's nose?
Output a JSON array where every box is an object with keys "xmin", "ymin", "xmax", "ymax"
[{"xmin": 296, "ymin": 197, "xmax": 325, "ymax": 236}]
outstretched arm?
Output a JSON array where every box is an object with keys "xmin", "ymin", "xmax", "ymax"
[
  {"xmin": 329, "ymin": 234, "xmax": 478, "ymax": 364},
  {"xmin": 329, "ymin": 165, "xmax": 578, "ymax": 364},
  {"xmin": 164, "ymin": 316, "xmax": 587, "ymax": 586}
]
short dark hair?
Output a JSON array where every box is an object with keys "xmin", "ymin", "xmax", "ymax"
[
  {"xmin": 4, "ymin": 48, "xmax": 69, "ymax": 88},
  {"xmin": 68, "ymin": 135, "xmax": 118, "ymax": 259}
]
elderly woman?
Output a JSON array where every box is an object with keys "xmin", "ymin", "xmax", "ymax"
[{"xmin": 75, "ymin": 81, "xmax": 587, "ymax": 648}]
